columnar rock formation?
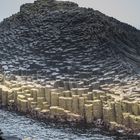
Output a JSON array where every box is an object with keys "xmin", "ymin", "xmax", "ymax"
[
  {"xmin": 0, "ymin": 0, "xmax": 140, "ymax": 87},
  {"xmin": 0, "ymin": 75, "xmax": 140, "ymax": 134},
  {"xmin": 0, "ymin": 0, "xmax": 140, "ymax": 135}
]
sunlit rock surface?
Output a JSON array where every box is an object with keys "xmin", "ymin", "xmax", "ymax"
[{"xmin": 0, "ymin": 75, "xmax": 140, "ymax": 135}]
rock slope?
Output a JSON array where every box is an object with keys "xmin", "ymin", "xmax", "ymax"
[{"xmin": 0, "ymin": 0, "xmax": 140, "ymax": 87}]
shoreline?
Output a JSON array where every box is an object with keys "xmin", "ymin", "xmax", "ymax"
[
  {"xmin": 0, "ymin": 108, "xmax": 140, "ymax": 140},
  {"xmin": 0, "ymin": 75, "xmax": 140, "ymax": 137}
]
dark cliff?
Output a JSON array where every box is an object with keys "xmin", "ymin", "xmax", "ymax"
[{"xmin": 0, "ymin": 0, "xmax": 140, "ymax": 86}]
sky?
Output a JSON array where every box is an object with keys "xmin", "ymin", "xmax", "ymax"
[{"xmin": 0, "ymin": 0, "xmax": 139, "ymax": 29}]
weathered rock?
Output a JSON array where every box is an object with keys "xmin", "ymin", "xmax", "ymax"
[
  {"xmin": 0, "ymin": 0, "xmax": 139, "ymax": 88},
  {"xmin": 0, "ymin": 0, "xmax": 140, "ymax": 136}
]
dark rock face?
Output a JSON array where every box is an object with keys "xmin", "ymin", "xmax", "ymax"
[
  {"xmin": 0, "ymin": 0, "xmax": 140, "ymax": 86},
  {"xmin": 0, "ymin": 136, "xmax": 21, "ymax": 140}
]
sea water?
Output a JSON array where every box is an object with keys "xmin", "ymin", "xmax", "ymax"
[{"xmin": 0, "ymin": 110, "xmax": 138, "ymax": 140}]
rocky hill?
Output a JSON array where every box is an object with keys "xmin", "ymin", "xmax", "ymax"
[{"xmin": 0, "ymin": 0, "xmax": 140, "ymax": 88}]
